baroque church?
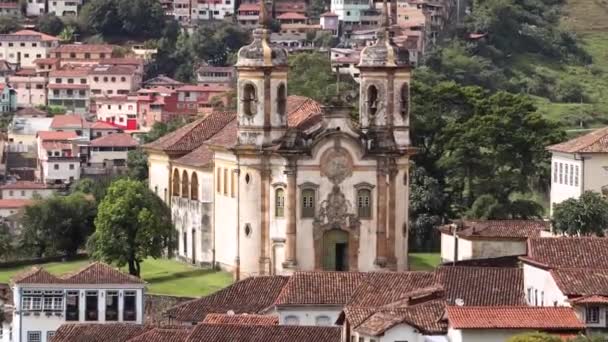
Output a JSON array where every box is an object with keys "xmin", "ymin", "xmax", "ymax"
[{"xmin": 144, "ymin": 2, "xmax": 414, "ymax": 278}]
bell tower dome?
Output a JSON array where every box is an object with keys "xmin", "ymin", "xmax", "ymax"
[
  {"xmin": 235, "ymin": 3, "xmax": 289, "ymax": 147},
  {"xmin": 358, "ymin": 0, "xmax": 412, "ymax": 151}
]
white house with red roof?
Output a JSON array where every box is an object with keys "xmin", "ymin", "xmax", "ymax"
[
  {"xmin": 520, "ymin": 237, "xmax": 608, "ymax": 333},
  {"xmin": 11, "ymin": 262, "xmax": 146, "ymax": 342},
  {"xmin": 0, "ymin": 181, "xmax": 57, "ymax": 200},
  {"xmin": 49, "ymin": 115, "xmax": 91, "ymax": 139},
  {"xmin": 93, "ymin": 95, "xmax": 139, "ymax": 130},
  {"xmin": 36, "ymin": 131, "xmax": 81, "ymax": 184},
  {"xmin": 175, "ymin": 84, "xmax": 231, "ymax": 115},
  {"xmin": 0, "ymin": 199, "xmax": 34, "ymax": 217},
  {"xmin": 87, "ymin": 133, "xmax": 138, "ymax": 172},
  {"xmin": 547, "ymin": 126, "xmax": 608, "ymax": 215},
  {"xmin": 47, "ymin": 67, "xmax": 92, "ymax": 114},
  {"xmin": 0, "ymin": 30, "xmax": 59, "ymax": 68},
  {"xmin": 90, "ymin": 120, "xmax": 123, "ymax": 138}
]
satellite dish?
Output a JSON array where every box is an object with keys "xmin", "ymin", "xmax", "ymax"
[
  {"xmin": 227, "ymin": 310, "xmax": 235, "ymax": 315},
  {"xmin": 455, "ymin": 298, "xmax": 465, "ymax": 306}
]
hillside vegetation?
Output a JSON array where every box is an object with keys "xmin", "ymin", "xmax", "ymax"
[{"xmin": 533, "ymin": 0, "xmax": 608, "ymax": 128}]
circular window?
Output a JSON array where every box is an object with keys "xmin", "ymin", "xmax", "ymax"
[
  {"xmin": 245, "ymin": 173, "xmax": 251, "ymax": 184},
  {"xmin": 244, "ymin": 224, "xmax": 252, "ymax": 237}
]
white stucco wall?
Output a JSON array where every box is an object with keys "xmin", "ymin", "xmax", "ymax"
[
  {"xmin": 13, "ymin": 285, "xmax": 144, "ymax": 342},
  {"xmin": 148, "ymin": 152, "xmax": 171, "ymax": 204},
  {"xmin": 522, "ymin": 263, "xmax": 568, "ymax": 307},
  {"xmin": 1, "ymin": 188, "xmax": 55, "ymax": 199},
  {"xmin": 448, "ymin": 328, "xmax": 534, "ymax": 342},
  {"xmin": 42, "ymin": 160, "xmax": 80, "ymax": 183},
  {"xmin": 89, "ymin": 150, "xmax": 129, "ymax": 165},
  {"xmin": 441, "ymin": 233, "xmax": 527, "ymax": 262},
  {"xmin": 278, "ymin": 306, "xmax": 342, "ymax": 326},
  {"xmin": 550, "ymin": 153, "xmax": 583, "ymax": 215}
]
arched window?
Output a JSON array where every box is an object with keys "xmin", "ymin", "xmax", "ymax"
[
  {"xmin": 275, "ymin": 188, "xmax": 285, "ymax": 217},
  {"xmin": 172, "ymin": 169, "xmax": 180, "ymax": 196},
  {"xmin": 301, "ymin": 189, "xmax": 315, "ymax": 218},
  {"xmin": 315, "ymin": 315, "xmax": 331, "ymax": 326},
  {"xmin": 400, "ymin": 82, "xmax": 409, "ymax": 118},
  {"xmin": 181, "ymin": 170, "xmax": 189, "ymax": 198},
  {"xmin": 357, "ymin": 189, "xmax": 372, "ymax": 218},
  {"xmin": 367, "ymin": 85, "xmax": 378, "ymax": 116},
  {"xmin": 277, "ymin": 83, "xmax": 286, "ymax": 116},
  {"xmin": 242, "ymin": 83, "xmax": 257, "ymax": 116},
  {"xmin": 191, "ymin": 172, "xmax": 199, "ymax": 201}
]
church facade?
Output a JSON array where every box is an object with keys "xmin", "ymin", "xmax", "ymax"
[{"xmin": 145, "ymin": 3, "xmax": 414, "ymax": 278}]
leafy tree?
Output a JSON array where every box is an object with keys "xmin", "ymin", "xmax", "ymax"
[
  {"xmin": 70, "ymin": 177, "xmax": 112, "ymax": 201},
  {"xmin": 116, "ymin": 0, "xmax": 165, "ymax": 38},
  {"xmin": 89, "ymin": 179, "xmax": 173, "ymax": 277},
  {"xmin": 36, "ymin": 14, "xmax": 65, "ymax": 36},
  {"xmin": 58, "ymin": 26, "xmax": 75, "ymax": 43},
  {"xmin": 507, "ymin": 332, "xmax": 562, "ymax": 342},
  {"xmin": 0, "ymin": 15, "xmax": 21, "ymax": 34},
  {"xmin": 553, "ymin": 191, "xmax": 608, "ymax": 236},
  {"xmin": 127, "ymin": 150, "xmax": 149, "ymax": 181},
  {"xmin": 141, "ymin": 117, "xmax": 191, "ymax": 143},
  {"xmin": 409, "ymin": 165, "xmax": 446, "ymax": 251},
  {"xmin": 79, "ymin": 0, "xmax": 121, "ymax": 36},
  {"xmin": 0, "ymin": 223, "xmax": 13, "ymax": 260},
  {"xmin": 20, "ymin": 193, "xmax": 96, "ymax": 257}
]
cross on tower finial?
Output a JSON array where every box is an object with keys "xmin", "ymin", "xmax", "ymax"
[{"xmin": 258, "ymin": 0, "xmax": 269, "ymax": 28}]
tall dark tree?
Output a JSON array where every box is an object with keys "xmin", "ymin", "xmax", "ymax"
[
  {"xmin": 36, "ymin": 14, "xmax": 65, "ymax": 36},
  {"xmin": 127, "ymin": 150, "xmax": 149, "ymax": 181}
]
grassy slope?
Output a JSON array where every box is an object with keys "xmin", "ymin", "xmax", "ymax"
[
  {"xmin": 529, "ymin": 0, "xmax": 608, "ymax": 128},
  {"xmin": 0, "ymin": 258, "xmax": 232, "ymax": 297},
  {"xmin": 409, "ymin": 253, "xmax": 441, "ymax": 271}
]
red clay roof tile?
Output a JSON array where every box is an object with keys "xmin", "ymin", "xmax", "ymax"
[
  {"xmin": 438, "ymin": 220, "xmax": 550, "ymax": 240},
  {"xmin": 185, "ymin": 324, "xmax": 341, "ymax": 342},
  {"xmin": 551, "ymin": 268, "xmax": 608, "ymax": 296},
  {"xmin": 446, "ymin": 306, "xmax": 584, "ymax": 330},
  {"xmin": 90, "ymin": 133, "xmax": 138, "ymax": 147},
  {"xmin": 52, "ymin": 323, "xmax": 153, "ymax": 342},
  {"xmin": 547, "ymin": 126, "xmax": 608, "ymax": 153},
  {"xmin": 523, "ymin": 237, "xmax": 608, "ymax": 269},
  {"xmin": 275, "ymin": 271, "xmax": 367, "ymax": 306},
  {"xmin": 202, "ymin": 313, "xmax": 279, "ymax": 325}
]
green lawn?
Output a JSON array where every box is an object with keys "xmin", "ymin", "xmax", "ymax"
[
  {"xmin": 0, "ymin": 258, "xmax": 232, "ymax": 298},
  {"xmin": 409, "ymin": 253, "xmax": 441, "ymax": 271}
]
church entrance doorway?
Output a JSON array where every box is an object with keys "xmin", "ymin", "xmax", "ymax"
[{"xmin": 323, "ymin": 229, "xmax": 349, "ymax": 271}]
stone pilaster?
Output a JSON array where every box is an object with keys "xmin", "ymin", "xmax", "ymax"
[
  {"xmin": 283, "ymin": 159, "xmax": 298, "ymax": 269},
  {"xmin": 375, "ymin": 158, "xmax": 388, "ymax": 267},
  {"xmin": 387, "ymin": 160, "xmax": 398, "ymax": 269},
  {"xmin": 259, "ymin": 161, "xmax": 271, "ymax": 274}
]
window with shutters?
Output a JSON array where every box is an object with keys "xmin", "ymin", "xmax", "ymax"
[
  {"xmin": 301, "ymin": 189, "xmax": 315, "ymax": 218},
  {"xmin": 275, "ymin": 188, "xmax": 285, "ymax": 217},
  {"xmin": 357, "ymin": 189, "xmax": 372, "ymax": 219}
]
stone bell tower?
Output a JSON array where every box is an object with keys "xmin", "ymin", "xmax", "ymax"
[
  {"xmin": 358, "ymin": 0, "xmax": 413, "ymax": 270},
  {"xmin": 235, "ymin": 3, "xmax": 289, "ymax": 147},
  {"xmin": 358, "ymin": 0, "xmax": 412, "ymax": 151}
]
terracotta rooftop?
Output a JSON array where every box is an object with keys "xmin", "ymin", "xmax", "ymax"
[
  {"xmin": 438, "ymin": 220, "xmax": 550, "ymax": 240},
  {"xmin": 90, "ymin": 121, "xmax": 121, "ymax": 129},
  {"xmin": 346, "ymin": 272, "xmax": 438, "ymax": 308},
  {"xmin": 90, "ymin": 64, "xmax": 138, "ymax": 75},
  {"xmin": 15, "ymin": 107, "xmax": 47, "ymax": 117},
  {"xmin": 436, "ymin": 266, "xmax": 526, "ymax": 306},
  {"xmin": 144, "ymin": 111, "xmax": 235, "ymax": 153},
  {"xmin": 2, "ymin": 29, "xmax": 58, "ymax": 41},
  {"xmin": 12, "ymin": 262, "xmax": 145, "ymax": 285},
  {"xmin": 61, "ymin": 262, "xmax": 145, "ymax": 284},
  {"xmin": 176, "ymin": 84, "xmax": 231, "ymax": 92},
  {"xmin": 126, "ymin": 328, "xmax": 191, "ymax": 342},
  {"xmin": 50, "ymin": 114, "xmax": 87, "ymax": 129},
  {"xmin": 0, "ymin": 199, "xmax": 34, "ymax": 209},
  {"xmin": 521, "ymin": 237, "xmax": 608, "ymax": 269},
  {"xmin": 277, "ymin": 12, "xmax": 307, "ymax": 20},
  {"xmin": 37, "ymin": 131, "xmax": 79, "ymax": 142},
  {"xmin": 52, "ymin": 324, "xmax": 152, "ymax": 342},
  {"xmin": 551, "ymin": 268, "xmax": 608, "ymax": 297},
  {"xmin": 202, "ymin": 313, "xmax": 279, "ymax": 325},
  {"xmin": 41, "ymin": 141, "xmax": 73, "ymax": 151},
  {"xmin": 547, "ymin": 126, "xmax": 608, "ymax": 153},
  {"xmin": 0, "ymin": 181, "xmax": 51, "ymax": 190},
  {"xmin": 49, "ymin": 68, "xmax": 91, "ymax": 77},
  {"xmin": 47, "ymin": 83, "xmax": 89, "ymax": 90},
  {"xmin": 275, "ymin": 271, "xmax": 368, "ymax": 306},
  {"xmin": 446, "ymin": 306, "xmax": 584, "ymax": 330},
  {"xmin": 569, "ymin": 295, "xmax": 608, "ymax": 305},
  {"xmin": 90, "ymin": 133, "xmax": 138, "ymax": 147},
  {"xmin": 185, "ymin": 324, "xmax": 341, "ymax": 342},
  {"xmin": 165, "ymin": 276, "xmax": 288, "ymax": 322},
  {"xmin": 144, "ymin": 75, "xmax": 184, "ymax": 86},
  {"xmin": 52, "ymin": 44, "xmax": 116, "ymax": 54},
  {"xmin": 353, "ymin": 299, "xmax": 446, "ymax": 336}
]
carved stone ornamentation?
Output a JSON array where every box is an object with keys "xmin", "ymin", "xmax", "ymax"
[
  {"xmin": 313, "ymin": 185, "xmax": 361, "ymax": 241},
  {"xmin": 320, "ymin": 147, "xmax": 354, "ymax": 185}
]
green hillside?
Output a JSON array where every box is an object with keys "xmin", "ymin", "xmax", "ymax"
[{"xmin": 532, "ymin": 0, "xmax": 608, "ymax": 128}]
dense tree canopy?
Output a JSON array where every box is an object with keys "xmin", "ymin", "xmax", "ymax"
[
  {"xmin": 127, "ymin": 149, "xmax": 149, "ymax": 181},
  {"xmin": 552, "ymin": 191, "xmax": 608, "ymax": 236},
  {"xmin": 36, "ymin": 14, "xmax": 65, "ymax": 36},
  {"xmin": 79, "ymin": 0, "xmax": 165, "ymax": 38},
  {"xmin": 507, "ymin": 332, "xmax": 563, "ymax": 342},
  {"xmin": 0, "ymin": 15, "xmax": 21, "ymax": 34},
  {"xmin": 20, "ymin": 193, "xmax": 97, "ymax": 258},
  {"xmin": 89, "ymin": 179, "xmax": 173, "ymax": 277}
]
